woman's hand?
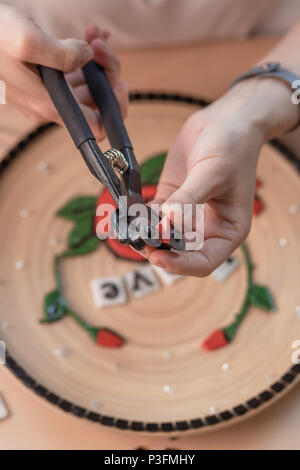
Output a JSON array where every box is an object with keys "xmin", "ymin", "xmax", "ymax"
[
  {"xmin": 0, "ymin": 5, "xmax": 128, "ymax": 140},
  {"xmin": 146, "ymin": 78, "xmax": 299, "ymax": 277}
]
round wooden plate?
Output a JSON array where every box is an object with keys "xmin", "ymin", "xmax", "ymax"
[{"xmin": 0, "ymin": 94, "xmax": 300, "ymax": 435}]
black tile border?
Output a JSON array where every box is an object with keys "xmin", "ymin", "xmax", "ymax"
[
  {"xmin": 1, "ymin": 92, "xmax": 299, "ymax": 433},
  {"xmin": 219, "ymin": 410, "xmax": 234, "ymax": 421},
  {"xmin": 259, "ymin": 390, "xmax": 274, "ymax": 402},
  {"xmin": 271, "ymin": 382, "xmax": 286, "ymax": 393},
  {"xmin": 205, "ymin": 415, "xmax": 220, "ymax": 426},
  {"xmin": 233, "ymin": 405, "xmax": 248, "ymax": 416}
]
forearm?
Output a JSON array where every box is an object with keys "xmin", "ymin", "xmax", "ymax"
[
  {"xmin": 218, "ymin": 22, "xmax": 300, "ymax": 142},
  {"xmin": 259, "ymin": 21, "xmax": 300, "ymax": 74}
]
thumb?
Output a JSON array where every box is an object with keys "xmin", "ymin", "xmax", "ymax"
[
  {"xmin": 25, "ymin": 35, "xmax": 93, "ymax": 72},
  {"xmin": 5, "ymin": 16, "xmax": 93, "ymax": 72},
  {"xmin": 161, "ymin": 158, "xmax": 223, "ymax": 219}
]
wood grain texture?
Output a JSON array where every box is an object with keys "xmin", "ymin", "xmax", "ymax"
[{"xmin": 0, "ymin": 99, "xmax": 299, "ymax": 434}]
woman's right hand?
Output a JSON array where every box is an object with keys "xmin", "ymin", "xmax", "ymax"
[{"xmin": 0, "ymin": 4, "xmax": 128, "ymax": 140}]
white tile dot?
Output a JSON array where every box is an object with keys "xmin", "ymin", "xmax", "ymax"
[
  {"xmin": 208, "ymin": 406, "xmax": 216, "ymax": 414},
  {"xmin": 221, "ymin": 362, "xmax": 230, "ymax": 371},
  {"xmin": 15, "ymin": 261, "xmax": 25, "ymax": 270},
  {"xmin": 162, "ymin": 350, "xmax": 172, "ymax": 359},
  {"xmin": 147, "ymin": 117, "xmax": 157, "ymax": 126},
  {"xmin": 0, "ymin": 321, "xmax": 8, "ymax": 332},
  {"xmin": 53, "ymin": 347, "xmax": 70, "ymax": 358},
  {"xmin": 163, "ymin": 385, "xmax": 176, "ymax": 395},
  {"xmin": 267, "ymin": 373, "xmax": 274, "ymax": 382},
  {"xmin": 289, "ymin": 203, "xmax": 300, "ymax": 214},
  {"xmin": 48, "ymin": 237, "xmax": 58, "ymax": 247},
  {"xmin": 91, "ymin": 399, "xmax": 100, "ymax": 409},
  {"xmin": 279, "ymin": 237, "xmax": 288, "ymax": 247},
  {"xmin": 20, "ymin": 209, "xmax": 30, "ymax": 218},
  {"xmin": 37, "ymin": 161, "xmax": 50, "ymax": 172},
  {"xmin": 295, "ymin": 306, "xmax": 300, "ymax": 318}
]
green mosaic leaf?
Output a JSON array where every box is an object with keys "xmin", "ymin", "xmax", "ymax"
[
  {"xmin": 68, "ymin": 218, "xmax": 94, "ymax": 249},
  {"xmin": 223, "ymin": 320, "xmax": 239, "ymax": 342},
  {"xmin": 87, "ymin": 327, "xmax": 101, "ymax": 342},
  {"xmin": 249, "ymin": 284, "xmax": 276, "ymax": 311},
  {"xmin": 140, "ymin": 152, "xmax": 167, "ymax": 184},
  {"xmin": 63, "ymin": 235, "xmax": 100, "ymax": 257},
  {"xmin": 56, "ymin": 196, "xmax": 97, "ymax": 221},
  {"xmin": 40, "ymin": 289, "xmax": 66, "ymax": 323}
]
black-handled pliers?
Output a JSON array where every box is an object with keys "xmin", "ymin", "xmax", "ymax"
[{"xmin": 38, "ymin": 61, "xmax": 185, "ymax": 252}]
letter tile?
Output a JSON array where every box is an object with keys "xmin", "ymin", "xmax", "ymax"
[
  {"xmin": 90, "ymin": 276, "xmax": 127, "ymax": 307},
  {"xmin": 211, "ymin": 257, "xmax": 240, "ymax": 282},
  {"xmin": 124, "ymin": 265, "xmax": 161, "ymax": 299},
  {"xmin": 151, "ymin": 265, "xmax": 182, "ymax": 285}
]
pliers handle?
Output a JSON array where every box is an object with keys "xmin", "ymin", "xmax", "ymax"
[{"xmin": 38, "ymin": 61, "xmax": 185, "ymax": 252}]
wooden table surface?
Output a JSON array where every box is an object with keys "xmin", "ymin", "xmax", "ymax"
[{"xmin": 0, "ymin": 36, "xmax": 299, "ymax": 450}]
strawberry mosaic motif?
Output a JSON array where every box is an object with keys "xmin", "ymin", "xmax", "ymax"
[{"xmin": 94, "ymin": 184, "xmax": 157, "ymax": 262}]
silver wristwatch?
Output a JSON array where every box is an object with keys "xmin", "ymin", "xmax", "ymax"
[{"xmin": 231, "ymin": 62, "xmax": 300, "ymax": 132}]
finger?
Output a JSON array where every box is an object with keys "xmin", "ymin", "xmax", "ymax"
[
  {"xmin": 65, "ymin": 68, "xmax": 85, "ymax": 88},
  {"xmin": 7, "ymin": 79, "xmax": 63, "ymax": 125},
  {"xmin": 68, "ymin": 73, "xmax": 128, "ymax": 126},
  {"xmin": 38, "ymin": 38, "xmax": 93, "ymax": 72},
  {"xmin": 70, "ymin": 78, "xmax": 128, "ymax": 122},
  {"xmin": 0, "ymin": 7, "xmax": 94, "ymax": 71},
  {"xmin": 155, "ymin": 137, "xmax": 187, "ymax": 203},
  {"xmin": 160, "ymin": 156, "xmax": 229, "ymax": 228},
  {"xmin": 149, "ymin": 236, "xmax": 239, "ymax": 277},
  {"xmin": 102, "ymin": 30, "xmax": 111, "ymax": 41},
  {"xmin": 130, "ymin": 245, "xmax": 156, "ymax": 261},
  {"xmin": 1, "ymin": 57, "xmax": 64, "ymax": 123},
  {"xmin": 90, "ymin": 38, "xmax": 120, "ymax": 86},
  {"xmin": 5, "ymin": 21, "xmax": 94, "ymax": 72},
  {"xmin": 113, "ymin": 81, "xmax": 129, "ymax": 119},
  {"xmin": 80, "ymin": 103, "xmax": 105, "ymax": 141},
  {"xmin": 154, "ymin": 114, "xmax": 207, "ymax": 204},
  {"xmin": 164, "ymin": 157, "xmax": 225, "ymax": 205},
  {"xmin": 85, "ymin": 24, "xmax": 111, "ymax": 43},
  {"xmin": 72, "ymin": 84, "xmax": 95, "ymax": 108}
]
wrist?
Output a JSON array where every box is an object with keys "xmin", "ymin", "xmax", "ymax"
[{"xmin": 218, "ymin": 77, "xmax": 299, "ymax": 141}]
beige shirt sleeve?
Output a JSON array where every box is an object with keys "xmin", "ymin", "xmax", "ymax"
[{"xmin": 4, "ymin": 0, "xmax": 300, "ymax": 50}]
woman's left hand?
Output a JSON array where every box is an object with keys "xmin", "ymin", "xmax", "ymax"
[{"xmin": 144, "ymin": 78, "xmax": 298, "ymax": 277}]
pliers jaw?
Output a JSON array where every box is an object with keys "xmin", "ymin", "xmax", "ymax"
[
  {"xmin": 111, "ymin": 206, "xmax": 186, "ymax": 253},
  {"xmin": 111, "ymin": 209, "xmax": 160, "ymax": 251}
]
